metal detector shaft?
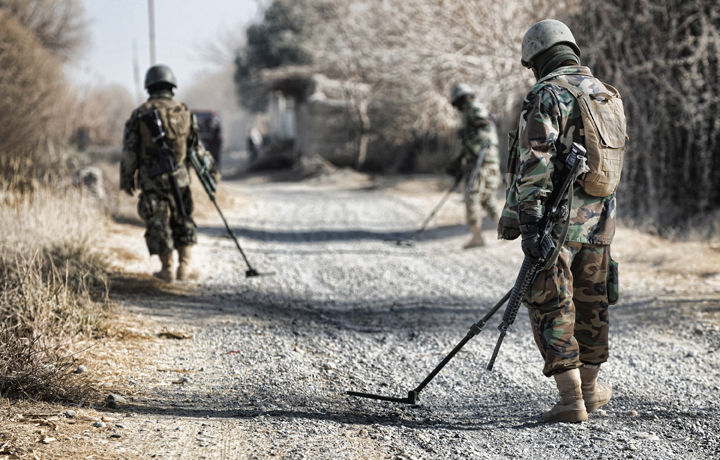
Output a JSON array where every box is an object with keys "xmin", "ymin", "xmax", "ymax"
[
  {"xmin": 407, "ymin": 178, "xmax": 462, "ymax": 242},
  {"xmin": 347, "ymin": 288, "xmax": 512, "ymax": 405},
  {"xmin": 409, "ymin": 288, "xmax": 511, "ymax": 395},
  {"xmin": 209, "ymin": 196, "xmax": 259, "ymax": 274}
]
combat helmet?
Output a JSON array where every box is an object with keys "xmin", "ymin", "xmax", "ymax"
[
  {"xmin": 521, "ymin": 19, "xmax": 581, "ymax": 68},
  {"xmin": 450, "ymin": 83, "xmax": 475, "ymax": 107},
  {"xmin": 144, "ymin": 64, "xmax": 178, "ymax": 89}
]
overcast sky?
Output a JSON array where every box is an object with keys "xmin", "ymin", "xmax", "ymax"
[{"xmin": 68, "ymin": 0, "xmax": 258, "ymax": 98}]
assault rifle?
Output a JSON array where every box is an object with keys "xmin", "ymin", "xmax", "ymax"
[
  {"xmin": 188, "ymin": 146, "xmax": 272, "ymax": 278},
  {"xmin": 486, "ymin": 142, "xmax": 588, "ymax": 370},
  {"xmin": 347, "ymin": 142, "xmax": 587, "ymax": 405},
  {"xmin": 141, "ymin": 109, "xmax": 190, "ymax": 242}
]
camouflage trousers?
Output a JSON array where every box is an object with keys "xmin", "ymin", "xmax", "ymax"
[
  {"xmin": 524, "ymin": 242, "xmax": 610, "ymax": 377},
  {"xmin": 137, "ymin": 188, "xmax": 197, "ymax": 256},
  {"xmin": 464, "ymin": 163, "xmax": 502, "ymax": 225}
]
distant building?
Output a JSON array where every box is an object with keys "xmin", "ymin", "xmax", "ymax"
[{"xmin": 261, "ymin": 66, "xmax": 370, "ymax": 167}]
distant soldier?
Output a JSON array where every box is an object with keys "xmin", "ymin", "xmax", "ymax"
[
  {"xmin": 498, "ymin": 20, "xmax": 626, "ymax": 422},
  {"xmin": 120, "ymin": 65, "xmax": 219, "ymax": 283},
  {"xmin": 448, "ymin": 84, "xmax": 503, "ymax": 249},
  {"xmin": 195, "ymin": 111, "xmax": 223, "ymax": 168},
  {"xmin": 247, "ymin": 127, "xmax": 263, "ymax": 164}
]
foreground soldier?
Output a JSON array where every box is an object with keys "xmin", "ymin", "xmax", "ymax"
[
  {"xmin": 448, "ymin": 84, "xmax": 502, "ymax": 249},
  {"xmin": 120, "ymin": 65, "xmax": 219, "ymax": 283},
  {"xmin": 498, "ymin": 20, "xmax": 626, "ymax": 422}
]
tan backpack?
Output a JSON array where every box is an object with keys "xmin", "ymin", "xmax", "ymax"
[
  {"xmin": 139, "ymin": 98, "xmax": 192, "ymax": 164},
  {"xmin": 552, "ymin": 79, "xmax": 627, "ymax": 197}
]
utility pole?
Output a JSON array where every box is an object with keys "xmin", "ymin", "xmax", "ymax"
[
  {"xmin": 132, "ymin": 39, "xmax": 142, "ymax": 103},
  {"xmin": 148, "ymin": 0, "xmax": 157, "ymax": 65}
]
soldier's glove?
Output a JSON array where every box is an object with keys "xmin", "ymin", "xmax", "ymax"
[
  {"xmin": 446, "ymin": 155, "xmax": 462, "ymax": 177},
  {"xmin": 518, "ymin": 210, "xmax": 543, "ymax": 260},
  {"xmin": 453, "ymin": 168, "xmax": 463, "ymax": 184}
]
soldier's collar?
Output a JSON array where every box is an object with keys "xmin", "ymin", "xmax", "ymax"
[
  {"xmin": 536, "ymin": 66, "xmax": 593, "ymax": 85},
  {"xmin": 148, "ymin": 90, "xmax": 174, "ymax": 100}
]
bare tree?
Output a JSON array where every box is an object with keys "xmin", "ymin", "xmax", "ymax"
[
  {"xmin": 0, "ymin": 0, "xmax": 87, "ymax": 60},
  {"xmin": 570, "ymin": 0, "xmax": 720, "ymax": 231},
  {"xmin": 0, "ymin": 2, "xmax": 87, "ymax": 185},
  {"xmin": 309, "ymin": 1, "xmax": 578, "ymax": 130},
  {"xmin": 70, "ymin": 84, "xmax": 135, "ymax": 146},
  {"xmin": 263, "ymin": 0, "xmax": 579, "ymax": 169}
]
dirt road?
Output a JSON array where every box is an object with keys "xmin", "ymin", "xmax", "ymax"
[{"xmin": 74, "ymin": 167, "xmax": 720, "ymax": 459}]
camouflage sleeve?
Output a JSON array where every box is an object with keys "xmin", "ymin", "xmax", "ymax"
[
  {"xmin": 119, "ymin": 110, "xmax": 141, "ymax": 191},
  {"xmin": 468, "ymin": 104, "xmax": 491, "ymax": 129},
  {"xmin": 189, "ymin": 114, "xmax": 221, "ymax": 182},
  {"xmin": 515, "ymin": 87, "xmax": 561, "ymax": 217},
  {"xmin": 197, "ymin": 143, "xmax": 221, "ymax": 183},
  {"xmin": 187, "ymin": 113, "xmax": 201, "ymax": 153}
]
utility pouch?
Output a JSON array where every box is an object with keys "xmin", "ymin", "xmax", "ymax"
[{"xmin": 607, "ymin": 250, "xmax": 619, "ymax": 305}]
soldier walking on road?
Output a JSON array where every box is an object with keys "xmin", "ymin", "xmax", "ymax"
[
  {"xmin": 120, "ymin": 65, "xmax": 219, "ymax": 283},
  {"xmin": 448, "ymin": 84, "xmax": 502, "ymax": 249},
  {"xmin": 498, "ymin": 20, "xmax": 626, "ymax": 422}
]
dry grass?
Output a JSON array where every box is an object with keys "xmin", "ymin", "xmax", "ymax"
[{"xmin": 0, "ymin": 187, "xmax": 110, "ymax": 402}]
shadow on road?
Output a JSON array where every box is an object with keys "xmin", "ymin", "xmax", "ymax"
[{"xmin": 195, "ymin": 224, "xmax": 470, "ymax": 243}]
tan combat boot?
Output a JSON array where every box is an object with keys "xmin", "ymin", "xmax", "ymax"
[
  {"xmin": 542, "ymin": 369, "xmax": 588, "ymax": 423},
  {"xmin": 176, "ymin": 244, "xmax": 197, "ymax": 282},
  {"xmin": 580, "ymin": 364, "xmax": 612, "ymax": 412},
  {"xmin": 153, "ymin": 250, "xmax": 175, "ymax": 283},
  {"xmin": 463, "ymin": 223, "xmax": 485, "ymax": 249}
]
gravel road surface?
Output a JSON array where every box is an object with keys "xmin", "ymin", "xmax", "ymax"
[{"xmin": 100, "ymin": 168, "xmax": 720, "ymax": 460}]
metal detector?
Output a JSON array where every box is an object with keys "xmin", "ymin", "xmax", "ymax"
[
  {"xmin": 211, "ymin": 199, "xmax": 274, "ymax": 278},
  {"xmin": 189, "ymin": 148, "xmax": 274, "ymax": 278},
  {"xmin": 347, "ymin": 288, "xmax": 512, "ymax": 405},
  {"xmin": 387, "ymin": 175, "xmax": 463, "ymax": 247}
]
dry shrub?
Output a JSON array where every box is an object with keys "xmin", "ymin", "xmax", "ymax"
[
  {"xmin": 569, "ymin": 0, "xmax": 720, "ymax": 232},
  {"xmin": 0, "ymin": 0, "xmax": 87, "ymax": 189},
  {"xmin": 0, "ymin": 187, "xmax": 109, "ymax": 401},
  {"xmin": 0, "ymin": 10, "xmax": 74, "ymax": 184},
  {"xmin": 0, "ymin": 0, "xmax": 87, "ymax": 61},
  {"xmin": 70, "ymin": 84, "xmax": 136, "ymax": 147},
  {"xmin": 0, "ymin": 328, "xmax": 95, "ymax": 401}
]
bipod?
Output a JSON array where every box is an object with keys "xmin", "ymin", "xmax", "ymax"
[
  {"xmin": 386, "ymin": 177, "xmax": 462, "ymax": 247},
  {"xmin": 210, "ymin": 198, "xmax": 274, "ymax": 278},
  {"xmin": 347, "ymin": 288, "xmax": 512, "ymax": 405}
]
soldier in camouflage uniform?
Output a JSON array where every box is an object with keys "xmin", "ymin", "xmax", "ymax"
[
  {"xmin": 498, "ymin": 20, "xmax": 620, "ymax": 422},
  {"xmin": 448, "ymin": 84, "xmax": 502, "ymax": 249},
  {"xmin": 121, "ymin": 65, "xmax": 219, "ymax": 283}
]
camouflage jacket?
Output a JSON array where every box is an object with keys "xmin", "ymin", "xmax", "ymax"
[
  {"xmin": 498, "ymin": 66, "xmax": 617, "ymax": 245},
  {"xmin": 455, "ymin": 100, "xmax": 500, "ymax": 167},
  {"xmin": 120, "ymin": 92, "xmax": 217, "ymax": 193}
]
